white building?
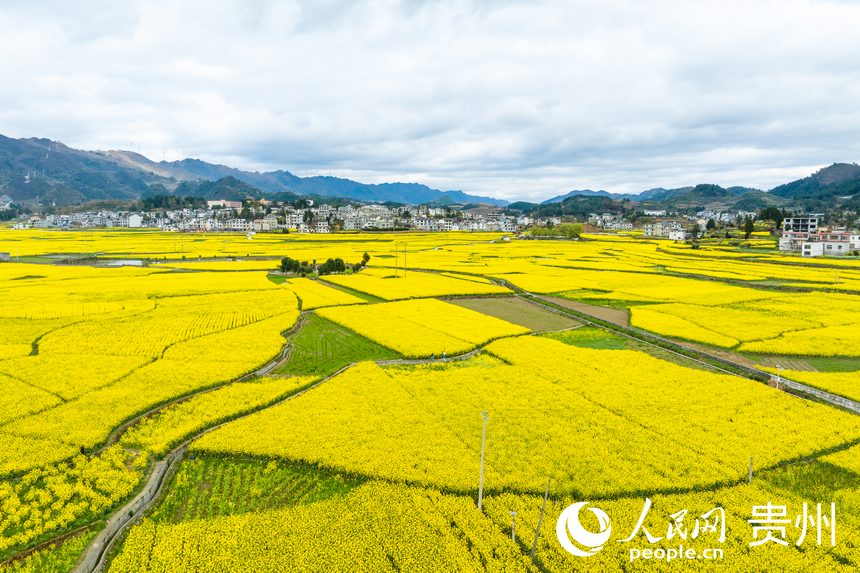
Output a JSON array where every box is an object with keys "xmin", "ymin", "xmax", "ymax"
[
  {"xmin": 799, "ymin": 230, "xmax": 853, "ymax": 257},
  {"xmin": 207, "ymin": 199, "xmax": 243, "ymax": 209},
  {"xmin": 127, "ymin": 214, "xmax": 144, "ymax": 228},
  {"xmin": 643, "ymin": 221, "xmax": 684, "ymax": 237},
  {"xmin": 225, "ymin": 219, "xmax": 251, "ymax": 231},
  {"xmin": 253, "ymin": 218, "xmax": 276, "ymax": 232}
]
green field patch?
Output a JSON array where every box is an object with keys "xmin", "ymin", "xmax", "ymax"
[
  {"xmin": 275, "ymin": 314, "xmax": 399, "ymax": 377},
  {"xmin": 150, "ymin": 454, "xmax": 365, "ymax": 524},
  {"xmin": 0, "ymin": 527, "xmax": 98, "ymax": 573},
  {"xmin": 542, "ymin": 326, "xmax": 628, "ymax": 350}
]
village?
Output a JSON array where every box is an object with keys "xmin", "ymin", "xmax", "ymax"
[{"xmin": 5, "ymin": 197, "xmax": 860, "ymax": 258}]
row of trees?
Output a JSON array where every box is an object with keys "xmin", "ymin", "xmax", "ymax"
[{"xmin": 280, "ymin": 252, "xmax": 371, "ymax": 277}]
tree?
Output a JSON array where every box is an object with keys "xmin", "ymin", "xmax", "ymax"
[
  {"xmin": 743, "ymin": 216, "xmax": 755, "ymax": 239},
  {"xmin": 690, "ymin": 223, "xmax": 701, "ymax": 240},
  {"xmin": 362, "ymin": 252, "xmax": 371, "ymax": 266},
  {"xmin": 757, "ymin": 207, "xmax": 785, "ymax": 230},
  {"xmin": 317, "ymin": 257, "xmax": 347, "ymax": 275},
  {"xmin": 706, "ymin": 218, "xmax": 716, "ymax": 231},
  {"xmin": 303, "ymin": 210, "xmax": 314, "ymax": 224},
  {"xmin": 280, "ymin": 256, "xmax": 301, "ymax": 274}
]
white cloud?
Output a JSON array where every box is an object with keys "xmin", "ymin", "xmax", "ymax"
[{"xmin": 1, "ymin": 0, "xmax": 859, "ymax": 201}]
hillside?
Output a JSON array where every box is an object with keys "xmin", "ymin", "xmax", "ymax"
[
  {"xmin": 769, "ymin": 163, "xmax": 860, "ymax": 209},
  {"xmin": 0, "ymin": 136, "xmax": 164, "ymax": 204}
]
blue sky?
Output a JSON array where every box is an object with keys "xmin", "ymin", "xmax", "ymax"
[{"xmin": 1, "ymin": 0, "xmax": 859, "ymax": 202}]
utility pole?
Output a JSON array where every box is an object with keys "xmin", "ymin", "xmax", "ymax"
[
  {"xmin": 478, "ymin": 410, "xmax": 489, "ymax": 511},
  {"xmin": 510, "ymin": 510, "xmax": 517, "ymax": 541},
  {"xmin": 530, "ymin": 478, "xmax": 551, "ymax": 559},
  {"xmin": 749, "ymin": 456, "xmax": 753, "ymax": 483},
  {"xmin": 775, "ymin": 364, "xmax": 782, "ymax": 391},
  {"xmin": 402, "ymin": 242, "xmax": 407, "ymax": 278}
]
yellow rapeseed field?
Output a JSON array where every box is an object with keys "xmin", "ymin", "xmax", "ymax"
[
  {"xmin": 1, "ymin": 229, "xmax": 859, "ymax": 572},
  {"xmin": 315, "ymin": 298, "xmax": 529, "ymax": 356},
  {"xmin": 194, "ymin": 337, "xmax": 860, "ymax": 497}
]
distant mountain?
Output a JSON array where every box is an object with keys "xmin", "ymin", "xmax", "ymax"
[
  {"xmin": 769, "ymin": 163, "xmax": 860, "ymax": 209},
  {"xmin": 0, "ymin": 135, "xmax": 507, "ymax": 206},
  {"xmin": 730, "ymin": 190, "xmax": 786, "ymax": 211},
  {"xmin": 543, "ymin": 189, "xmax": 644, "ymax": 203},
  {"xmin": 108, "ymin": 151, "xmax": 508, "ymax": 205},
  {"xmin": 525, "ymin": 194, "xmax": 627, "ymax": 218},
  {"xmin": 171, "ymin": 176, "xmax": 299, "ymax": 202},
  {"xmin": 636, "ymin": 187, "xmax": 693, "ymax": 202}
]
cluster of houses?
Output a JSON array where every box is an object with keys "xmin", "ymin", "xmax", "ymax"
[
  {"xmin": 778, "ymin": 216, "xmax": 860, "ymax": 257},
  {"xmin": 589, "ymin": 209, "xmax": 758, "ymax": 241},
  {"xmin": 587, "ymin": 213, "xmax": 633, "ymax": 231},
  {"xmin": 13, "ymin": 200, "xmax": 557, "ymax": 234}
]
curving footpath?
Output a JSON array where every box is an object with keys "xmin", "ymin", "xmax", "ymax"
[{"xmin": 72, "ymin": 346, "xmax": 486, "ymax": 573}]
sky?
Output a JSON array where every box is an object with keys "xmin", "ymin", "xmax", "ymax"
[{"xmin": 1, "ymin": 0, "xmax": 859, "ymax": 202}]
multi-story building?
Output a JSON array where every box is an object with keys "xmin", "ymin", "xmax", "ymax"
[
  {"xmin": 779, "ymin": 215, "xmax": 822, "ymax": 252},
  {"xmin": 643, "ymin": 221, "xmax": 684, "ymax": 237},
  {"xmin": 225, "ymin": 219, "xmax": 252, "ymax": 231},
  {"xmin": 783, "ymin": 216, "xmax": 821, "ymax": 233}
]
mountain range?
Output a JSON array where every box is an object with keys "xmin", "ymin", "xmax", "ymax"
[
  {"xmin": 1, "ymin": 134, "xmax": 859, "ymax": 211},
  {"xmin": 0, "ymin": 135, "xmax": 507, "ymax": 207}
]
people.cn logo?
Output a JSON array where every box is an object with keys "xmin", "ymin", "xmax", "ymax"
[{"xmin": 556, "ymin": 501, "xmax": 612, "ymax": 557}]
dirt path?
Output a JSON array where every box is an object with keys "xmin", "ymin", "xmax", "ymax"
[{"xmin": 543, "ymin": 296, "xmax": 630, "ymax": 327}]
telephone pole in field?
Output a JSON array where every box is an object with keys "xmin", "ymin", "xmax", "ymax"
[{"xmin": 530, "ymin": 478, "xmax": 551, "ymax": 559}]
